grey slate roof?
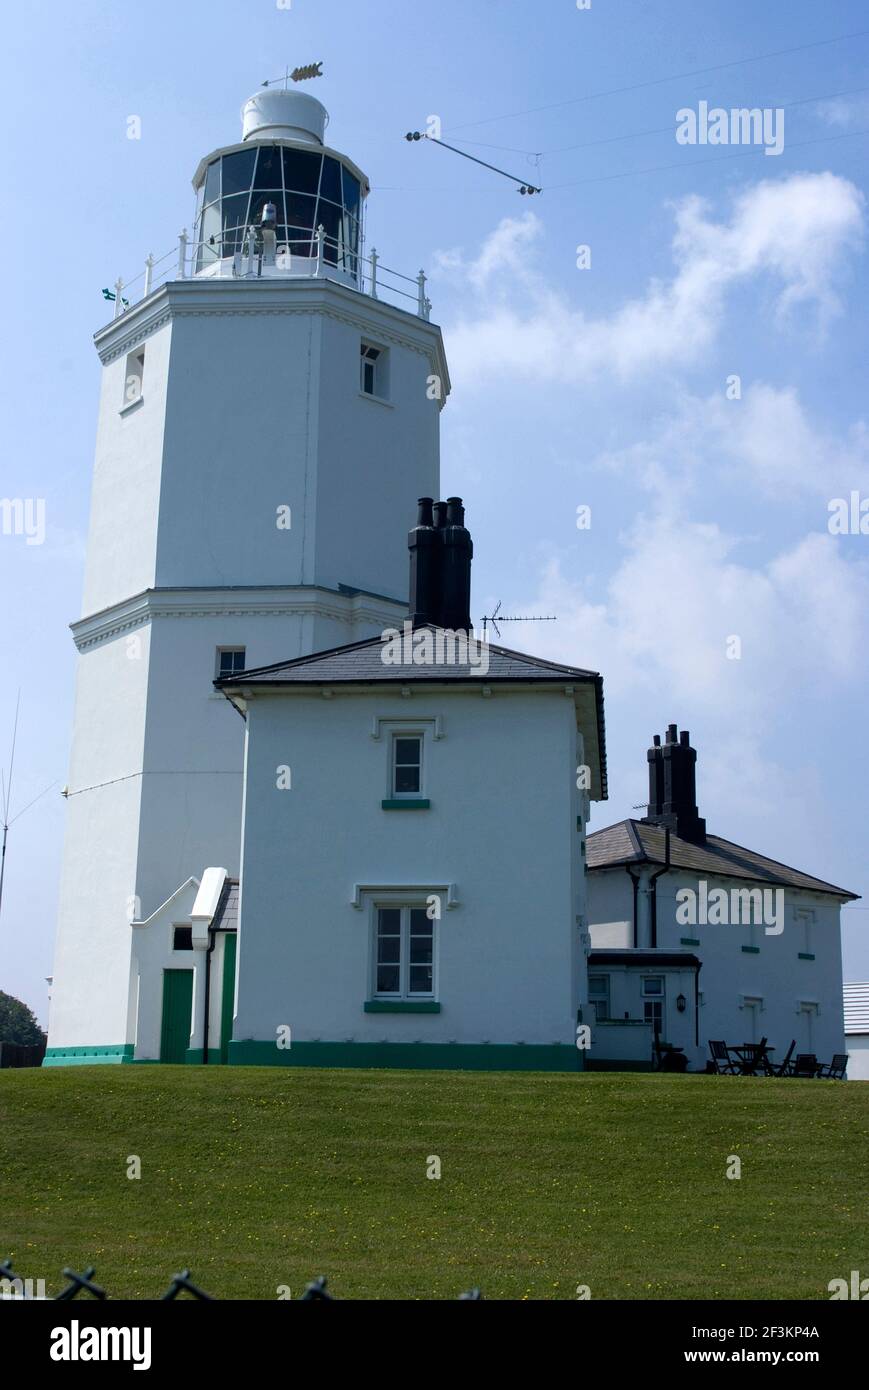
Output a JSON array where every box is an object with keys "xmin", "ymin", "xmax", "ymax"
[
  {"xmin": 216, "ymin": 628, "xmax": 601, "ymax": 686},
  {"xmin": 212, "ymin": 877, "xmax": 239, "ymax": 932},
  {"xmin": 587, "ymin": 819, "xmax": 857, "ymax": 900},
  {"xmin": 843, "ymin": 982, "xmax": 869, "ymax": 1033},
  {"xmin": 217, "ymin": 627, "xmax": 608, "ymax": 798}
]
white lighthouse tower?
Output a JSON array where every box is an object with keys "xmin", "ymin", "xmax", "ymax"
[{"xmin": 47, "ymin": 81, "xmax": 450, "ymax": 1062}]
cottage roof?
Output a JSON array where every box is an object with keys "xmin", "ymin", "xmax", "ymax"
[{"xmin": 587, "ymin": 819, "xmax": 857, "ymax": 900}]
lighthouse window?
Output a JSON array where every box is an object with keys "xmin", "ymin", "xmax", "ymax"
[
  {"xmin": 361, "ymin": 343, "xmax": 388, "ymax": 399},
  {"xmin": 123, "ymin": 349, "xmax": 145, "ymax": 407},
  {"xmin": 217, "ymin": 647, "xmax": 246, "ymax": 678}
]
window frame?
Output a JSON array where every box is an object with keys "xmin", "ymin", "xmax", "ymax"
[
  {"xmin": 360, "ymin": 340, "xmax": 389, "ymax": 400},
  {"xmin": 372, "ymin": 903, "xmax": 436, "ymax": 1001},
  {"xmin": 391, "ymin": 732, "xmax": 424, "ymax": 799},
  {"xmin": 216, "ymin": 646, "xmax": 247, "ymax": 679},
  {"xmin": 588, "ymin": 973, "xmax": 610, "ymax": 1023}
]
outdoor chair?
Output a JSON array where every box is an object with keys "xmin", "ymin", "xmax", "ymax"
[
  {"xmin": 792, "ymin": 1053, "xmax": 820, "ymax": 1078},
  {"xmin": 818, "ymin": 1053, "xmax": 848, "ymax": 1080},
  {"xmin": 708, "ymin": 1040, "xmax": 739, "ymax": 1075},
  {"xmin": 769, "ymin": 1040, "xmax": 795, "ymax": 1077}
]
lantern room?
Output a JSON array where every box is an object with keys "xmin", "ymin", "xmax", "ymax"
[{"xmin": 191, "ymin": 86, "xmax": 368, "ymax": 280}]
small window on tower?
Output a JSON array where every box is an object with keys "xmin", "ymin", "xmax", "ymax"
[
  {"xmin": 360, "ymin": 342, "xmax": 389, "ymax": 399},
  {"xmin": 123, "ymin": 349, "xmax": 145, "ymax": 408},
  {"xmin": 217, "ymin": 647, "xmax": 246, "ymax": 678}
]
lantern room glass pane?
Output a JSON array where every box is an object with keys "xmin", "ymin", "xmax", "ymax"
[
  {"xmin": 284, "ymin": 192, "xmax": 317, "ymax": 252},
  {"xmin": 197, "ymin": 202, "xmax": 221, "ymax": 268},
  {"xmin": 342, "ymin": 167, "xmax": 361, "ymax": 220},
  {"xmin": 203, "ymin": 158, "xmax": 220, "ymax": 206},
  {"xmin": 249, "ymin": 190, "xmax": 285, "ymax": 228},
  {"xmin": 317, "ymin": 200, "xmax": 340, "ymax": 264},
  {"xmin": 221, "ymin": 148, "xmax": 257, "ymax": 198},
  {"xmin": 221, "ymin": 193, "xmax": 250, "ymax": 254},
  {"xmin": 283, "ymin": 148, "xmax": 322, "ymax": 194},
  {"xmin": 253, "ymin": 144, "xmax": 283, "ymax": 189},
  {"xmin": 319, "ymin": 155, "xmax": 342, "ymax": 203}
]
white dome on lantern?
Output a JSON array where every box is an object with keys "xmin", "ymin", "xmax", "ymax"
[{"xmin": 241, "ymin": 88, "xmax": 327, "ymax": 145}]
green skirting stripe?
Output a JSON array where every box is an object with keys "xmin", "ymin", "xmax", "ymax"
[
  {"xmin": 680, "ymin": 937, "xmax": 700, "ymax": 946},
  {"xmin": 184, "ymin": 1048, "xmax": 224, "ymax": 1065},
  {"xmin": 227, "ymin": 1040, "xmax": 581, "ymax": 1072},
  {"xmin": 43, "ymin": 1044, "xmax": 134, "ymax": 1067},
  {"xmin": 741, "ymin": 946, "xmax": 761, "ymax": 954},
  {"xmin": 798, "ymin": 952, "xmax": 816, "ymax": 961}
]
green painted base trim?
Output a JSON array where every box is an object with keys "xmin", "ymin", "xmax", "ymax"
[
  {"xmin": 381, "ymin": 798, "xmax": 430, "ymax": 810},
  {"xmin": 680, "ymin": 937, "xmax": 701, "ymax": 946},
  {"xmin": 364, "ymin": 1000, "xmax": 440, "ymax": 1014},
  {"xmin": 43, "ymin": 1044, "xmax": 134, "ymax": 1068},
  {"xmin": 184, "ymin": 1048, "xmax": 224, "ymax": 1065},
  {"xmin": 741, "ymin": 945, "xmax": 760, "ymax": 954},
  {"xmin": 227, "ymin": 1040, "xmax": 580, "ymax": 1071},
  {"xmin": 798, "ymin": 952, "xmax": 816, "ymax": 960}
]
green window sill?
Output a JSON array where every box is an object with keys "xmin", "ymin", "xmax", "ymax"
[
  {"xmin": 741, "ymin": 945, "xmax": 760, "ymax": 954},
  {"xmin": 364, "ymin": 1000, "xmax": 441, "ymax": 1013},
  {"xmin": 381, "ymin": 798, "xmax": 430, "ymax": 810},
  {"xmin": 798, "ymin": 952, "xmax": 815, "ymax": 961},
  {"xmin": 680, "ymin": 937, "xmax": 700, "ymax": 946}
]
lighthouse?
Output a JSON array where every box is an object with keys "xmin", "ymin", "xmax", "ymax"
[{"xmin": 46, "ymin": 81, "xmax": 450, "ymax": 1061}]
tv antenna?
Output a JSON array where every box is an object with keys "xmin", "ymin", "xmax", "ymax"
[
  {"xmin": 262, "ymin": 62, "xmax": 324, "ymax": 90},
  {"xmin": 404, "ymin": 130, "xmax": 542, "ymax": 195},
  {"xmin": 480, "ymin": 601, "xmax": 557, "ymax": 641}
]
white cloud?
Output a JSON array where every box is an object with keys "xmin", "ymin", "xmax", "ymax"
[
  {"xmin": 437, "ymin": 174, "xmax": 864, "ymax": 384},
  {"xmin": 817, "ymin": 93, "xmax": 869, "ymax": 128},
  {"xmin": 513, "ymin": 518, "xmax": 869, "ymax": 722},
  {"xmin": 595, "ymin": 383, "xmax": 869, "ymax": 502}
]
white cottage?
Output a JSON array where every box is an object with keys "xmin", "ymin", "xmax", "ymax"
[
  {"xmin": 211, "ymin": 499, "xmax": 607, "ymax": 1070},
  {"xmin": 586, "ymin": 727, "xmax": 857, "ymax": 1071}
]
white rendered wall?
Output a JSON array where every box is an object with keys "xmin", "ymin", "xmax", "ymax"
[
  {"xmin": 234, "ymin": 686, "xmax": 584, "ymax": 1048},
  {"xmin": 587, "ymin": 865, "xmax": 847, "ymax": 1063},
  {"xmin": 846, "ymin": 1035, "xmax": 869, "ymax": 1081},
  {"xmin": 49, "ymin": 273, "xmax": 446, "ymax": 1053}
]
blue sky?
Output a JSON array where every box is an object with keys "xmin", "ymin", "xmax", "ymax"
[{"xmin": 2, "ymin": 0, "xmax": 869, "ymax": 1022}]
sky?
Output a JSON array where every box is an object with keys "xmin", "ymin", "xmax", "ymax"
[{"xmin": 1, "ymin": 0, "xmax": 868, "ymax": 1024}]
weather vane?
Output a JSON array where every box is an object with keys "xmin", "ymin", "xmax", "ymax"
[{"xmin": 262, "ymin": 62, "xmax": 324, "ymax": 90}]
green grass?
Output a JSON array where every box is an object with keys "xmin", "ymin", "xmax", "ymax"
[{"xmin": 1, "ymin": 1067, "xmax": 867, "ymax": 1300}]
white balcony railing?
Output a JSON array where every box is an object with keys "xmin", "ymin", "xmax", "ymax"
[{"xmin": 104, "ymin": 225, "xmax": 432, "ymax": 322}]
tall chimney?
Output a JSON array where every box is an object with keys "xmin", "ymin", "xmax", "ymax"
[
  {"xmin": 439, "ymin": 497, "xmax": 473, "ymax": 632},
  {"xmin": 641, "ymin": 725, "xmax": 706, "ymax": 842},
  {"xmin": 407, "ymin": 497, "xmax": 439, "ymax": 628}
]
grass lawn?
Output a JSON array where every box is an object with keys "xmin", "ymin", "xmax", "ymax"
[{"xmin": 1, "ymin": 1067, "xmax": 867, "ymax": 1300}]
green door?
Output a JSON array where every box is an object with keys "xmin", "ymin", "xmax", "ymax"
[
  {"xmin": 219, "ymin": 934, "xmax": 238, "ymax": 1064},
  {"xmin": 160, "ymin": 969, "xmax": 193, "ymax": 1064}
]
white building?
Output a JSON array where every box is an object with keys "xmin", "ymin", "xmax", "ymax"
[
  {"xmin": 586, "ymin": 727, "xmax": 857, "ymax": 1071},
  {"xmin": 843, "ymin": 983, "xmax": 869, "ymax": 1081},
  {"xmin": 46, "ymin": 84, "xmax": 449, "ymax": 1064}
]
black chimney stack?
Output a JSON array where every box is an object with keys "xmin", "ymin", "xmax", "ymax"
[
  {"xmin": 642, "ymin": 725, "xmax": 706, "ymax": 842},
  {"xmin": 440, "ymin": 497, "xmax": 473, "ymax": 632},
  {"xmin": 407, "ymin": 496, "xmax": 474, "ymax": 633},
  {"xmin": 408, "ymin": 497, "xmax": 439, "ymax": 627}
]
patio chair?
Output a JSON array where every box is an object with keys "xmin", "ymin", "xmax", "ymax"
[
  {"xmin": 818, "ymin": 1053, "xmax": 848, "ymax": 1080},
  {"xmin": 769, "ymin": 1039, "xmax": 795, "ymax": 1077},
  {"xmin": 708, "ymin": 1040, "xmax": 739, "ymax": 1075},
  {"xmin": 792, "ymin": 1053, "xmax": 820, "ymax": 1078}
]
